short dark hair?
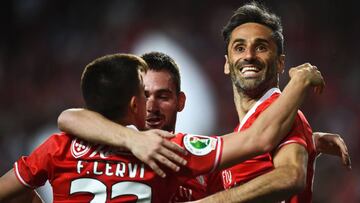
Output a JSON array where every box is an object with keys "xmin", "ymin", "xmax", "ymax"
[
  {"xmin": 222, "ymin": 1, "xmax": 284, "ymax": 55},
  {"xmin": 81, "ymin": 53, "xmax": 147, "ymax": 121},
  {"xmin": 141, "ymin": 51, "xmax": 181, "ymax": 93}
]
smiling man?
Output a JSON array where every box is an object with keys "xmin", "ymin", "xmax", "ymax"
[{"xmin": 194, "ymin": 2, "xmax": 327, "ymax": 202}]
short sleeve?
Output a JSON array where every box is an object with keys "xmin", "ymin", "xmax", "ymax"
[
  {"xmin": 171, "ymin": 134, "xmax": 223, "ymax": 179},
  {"xmin": 277, "ymin": 110, "xmax": 313, "ymax": 150},
  {"xmin": 14, "ymin": 134, "xmax": 64, "ymax": 188}
]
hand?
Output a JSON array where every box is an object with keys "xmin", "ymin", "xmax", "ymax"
[
  {"xmin": 127, "ymin": 129, "xmax": 188, "ymax": 178},
  {"xmin": 289, "ymin": 63, "xmax": 325, "ymax": 94},
  {"xmin": 313, "ymin": 132, "xmax": 351, "ymax": 170}
]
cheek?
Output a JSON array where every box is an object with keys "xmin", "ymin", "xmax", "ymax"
[{"xmin": 160, "ymin": 102, "xmax": 178, "ymax": 115}]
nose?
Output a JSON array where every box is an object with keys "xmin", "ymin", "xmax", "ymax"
[
  {"xmin": 146, "ymin": 96, "xmax": 159, "ymax": 112},
  {"xmin": 243, "ymin": 47, "xmax": 256, "ymax": 61}
]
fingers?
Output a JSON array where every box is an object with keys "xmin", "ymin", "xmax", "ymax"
[
  {"xmin": 159, "ymin": 144, "xmax": 187, "ymax": 165},
  {"xmin": 153, "ymin": 153, "xmax": 181, "ymax": 172},
  {"xmin": 324, "ymin": 134, "xmax": 351, "ymax": 170},
  {"xmin": 335, "ymin": 137, "xmax": 351, "ymax": 170},
  {"xmin": 313, "ymin": 76, "xmax": 325, "ymax": 94},
  {"xmin": 150, "ymin": 140, "xmax": 187, "ymax": 172},
  {"xmin": 342, "ymin": 152, "xmax": 352, "ymax": 170},
  {"xmin": 140, "ymin": 133, "xmax": 188, "ymax": 175},
  {"xmin": 150, "ymin": 140, "xmax": 187, "ymax": 174},
  {"xmin": 302, "ymin": 64, "xmax": 324, "ymax": 94},
  {"xmin": 314, "ymin": 69, "xmax": 325, "ymax": 94},
  {"xmin": 152, "ymin": 129, "xmax": 176, "ymax": 138},
  {"xmin": 147, "ymin": 160, "xmax": 166, "ymax": 178},
  {"xmin": 162, "ymin": 139, "xmax": 188, "ymax": 156}
]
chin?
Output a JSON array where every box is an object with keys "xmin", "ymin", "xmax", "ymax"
[{"xmin": 145, "ymin": 124, "xmax": 162, "ymax": 130}]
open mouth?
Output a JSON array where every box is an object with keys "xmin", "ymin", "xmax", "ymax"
[
  {"xmin": 240, "ymin": 66, "xmax": 261, "ymax": 77},
  {"xmin": 146, "ymin": 116, "xmax": 164, "ymax": 127}
]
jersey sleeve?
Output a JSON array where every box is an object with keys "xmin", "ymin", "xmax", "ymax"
[
  {"xmin": 277, "ymin": 110, "xmax": 313, "ymax": 150},
  {"xmin": 171, "ymin": 134, "xmax": 223, "ymax": 179},
  {"xmin": 14, "ymin": 133, "xmax": 65, "ymax": 188}
]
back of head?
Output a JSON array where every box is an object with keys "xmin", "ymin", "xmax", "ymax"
[
  {"xmin": 222, "ymin": 1, "xmax": 284, "ymax": 55},
  {"xmin": 141, "ymin": 51, "xmax": 182, "ymax": 93},
  {"xmin": 81, "ymin": 53, "xmax": 147, "ymax": 121}
]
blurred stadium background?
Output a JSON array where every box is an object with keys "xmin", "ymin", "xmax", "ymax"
[{"xmin": 1, "ymin": 0, "xmax": 359, "ymax": 202}]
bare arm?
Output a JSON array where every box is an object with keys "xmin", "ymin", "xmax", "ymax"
[
  {"xmin": 219, "ymin": 64, "xmax": 324, "ymax": 169},
  {"xmin": 313, "ymin": 132, "xmax": 351, "ymax": 169},
  {"xmin": 0, "ymin": 169, "xmax": 40, "ymax": 203},
  {"xmin": 5, "ymin": 190, "xmax": 43, "ymax": 203},
  {"xmin": 198, "ymin": 144, "xmax": 308, "ymax": 203},
  {"xmin": 31, "ymin": 191, "xmax": 44, "ymax": 203},
  {"xmin": 58, "ymin": 109, "xmax": 187, "ymax": 178}
]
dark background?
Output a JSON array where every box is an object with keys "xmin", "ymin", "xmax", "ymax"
[{"xmin": 1, "ymin": 0, "xmax": 359, "ymax": 202}]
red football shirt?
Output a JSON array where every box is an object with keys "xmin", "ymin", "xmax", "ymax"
[
  {"xmin": 170, "ymin": 148, "xmax": 225, "ymax": 202},
  {"xmin": 14, "ymin": 131, "xmax": 223, "ymax": 202},
  {"xmin": 221, "ymin": 88, "xmax": 316, "ymax": 203}
]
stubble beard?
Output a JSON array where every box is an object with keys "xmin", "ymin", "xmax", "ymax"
[{"xmin": 229, "ymin": 60, "xmax": 278, "ymax": 99}]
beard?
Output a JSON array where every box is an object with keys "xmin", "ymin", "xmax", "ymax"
[{"xmin": 229, "ymin": 58, "xmax": 278, "ymax": 99}]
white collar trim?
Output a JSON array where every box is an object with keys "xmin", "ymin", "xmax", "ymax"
[
  {"xmin": 238, "ymin": 87, "xmax": 281, "ymax": 132},
  {"xmin": 126, "ymin": 125, "xmax": 139, "ymax": 131}
]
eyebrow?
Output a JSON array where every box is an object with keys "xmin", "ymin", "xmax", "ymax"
[
  {"xmin": 156, "ymin": 89, "xmax": 173, "ymax": 94},
  {"xmin": 145, "ymin": 88, "xmax": 173, "ymax": 94},
  {"xmin": 231, "ymin": 38, "xmax": 271, "ymax": 45}
]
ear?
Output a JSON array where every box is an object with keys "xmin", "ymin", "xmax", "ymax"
[
  {"xmin": 277, "ymin": 54, "xmax": 285, "ymax": 74},
  {"xmin": 129, "ymin": 96, "xmax": 138, "ymax": 114},
  {"xmin": 177, "ymin": 91, "xmax": 186, "ymax": 112},
  {"xmin": 224, "ymin": 55, "xmax": 230, "ymax": 75}
]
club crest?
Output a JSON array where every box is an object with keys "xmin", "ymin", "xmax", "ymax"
[{"xmin": 71, "ymin": 138, "xmax": 91, "ymax": 158}]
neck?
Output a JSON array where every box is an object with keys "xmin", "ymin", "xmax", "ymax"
[
  {"xmin": 233, "ymin": 85, "xmax": 257, "ymax": 122},
  {"xmin": 118, "ymin": 115, "xmax": 138, "ymax": 129},
  {"xmin": 233, "ymin": 84, "xmax": 278, "ymax": 122}
]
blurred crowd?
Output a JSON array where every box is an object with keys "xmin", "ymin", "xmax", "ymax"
[{"xmin": 1, "ymin": 0, "xmax": 359, "ymax": 202}]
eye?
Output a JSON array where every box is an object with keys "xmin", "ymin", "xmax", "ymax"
[
  {"xmin": 256, "ymin": 44, "xmax": 268, "ymax": 52},
  {"xmin": 234, "ymin": 44, "xmax": 245, "ymax": 52},
  {"xmin": 144, "ymin": 91, "xmax": 150, "ymax": 98},
  {"xmin": 158, "ymin": 94, "xmax": 170, "ymax": 100}
]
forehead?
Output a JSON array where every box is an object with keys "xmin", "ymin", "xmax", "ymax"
[
  {"xmin": 229, "ymin": 22, "xmax": 274, "ymax": 44},
  {"xmin": 144, "ymin": 70, "xmax": 176, "ymax": 91}
]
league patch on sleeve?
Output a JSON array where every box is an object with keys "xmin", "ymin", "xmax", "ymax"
[{"xmin": 183, "ymin": 134, "xmax": 218, "ymax": 156}]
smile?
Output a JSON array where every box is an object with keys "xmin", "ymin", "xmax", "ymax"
[
  {"xmin": 146, "ymin": 116, "xmax": 163, "ymax": 126},
  {"xmin": 240, "ymin": 66, "xmax": 262, "ymax": 77},
  {"xmin": 240, "ymin": 66, "xmax": 260, "ymax": 73}
]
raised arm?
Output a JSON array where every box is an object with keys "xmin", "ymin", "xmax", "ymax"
[
  {"xmin": 58, "ymin": 109, "xmax": 187, "ymax": 177},
  {"xmin": 219, "ymin": 63, "xmax": 324, "ymax": 169}
]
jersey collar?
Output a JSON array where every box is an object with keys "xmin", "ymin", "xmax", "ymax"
[
  {"xmin": 237, "ymin": 87, "xmax": 281, "ymax": 132},
  {"xmin": 126, "ymin": 125, "xmax": 139, "ymax": 131}
]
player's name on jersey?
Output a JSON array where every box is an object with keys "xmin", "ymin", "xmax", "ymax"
[
  {"xmin": 76, "ymin": 160, "xmax": 145, "ymax": 178},
  {"xmin": 71, "ymin": 138, "xmax": 146, "ymax": 179},
  {"xmin": 71, "ymin": 138, "xmax": 131, "ymax": 159}
]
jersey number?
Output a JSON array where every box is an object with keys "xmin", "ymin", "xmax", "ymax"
[{"xmin": 70, "ymin": 178, "xmax": 152, "ymax": 202}]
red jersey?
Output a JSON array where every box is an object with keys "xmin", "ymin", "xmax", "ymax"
[
  {"xmin": 14, "ymin": 131, "xmax": 223, "ymax": 202},
  {"xmin": 170, "ymin": 139, "xmax": 225, "ymax": 202},
  {"xmin": 170, "ymin": 175, "xmax": 209, "ymax": 202},
  {"xmin": 221, "ymin": 88, "xmax": 316, "ymax": 203}
]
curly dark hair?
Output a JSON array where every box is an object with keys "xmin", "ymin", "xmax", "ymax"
[{"xmin": 222, "ymin": 1, "xmax": 284, "ymax": 55}]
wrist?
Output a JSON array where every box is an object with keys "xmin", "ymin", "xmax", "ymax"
[{"xmin": 117, "ymin": 126, "xmax": 137, "ymax": 150}]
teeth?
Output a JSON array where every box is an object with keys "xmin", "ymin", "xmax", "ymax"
[{"xmin": 241, "ymin": 66, "xmax": 259, "ymax": 73}]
